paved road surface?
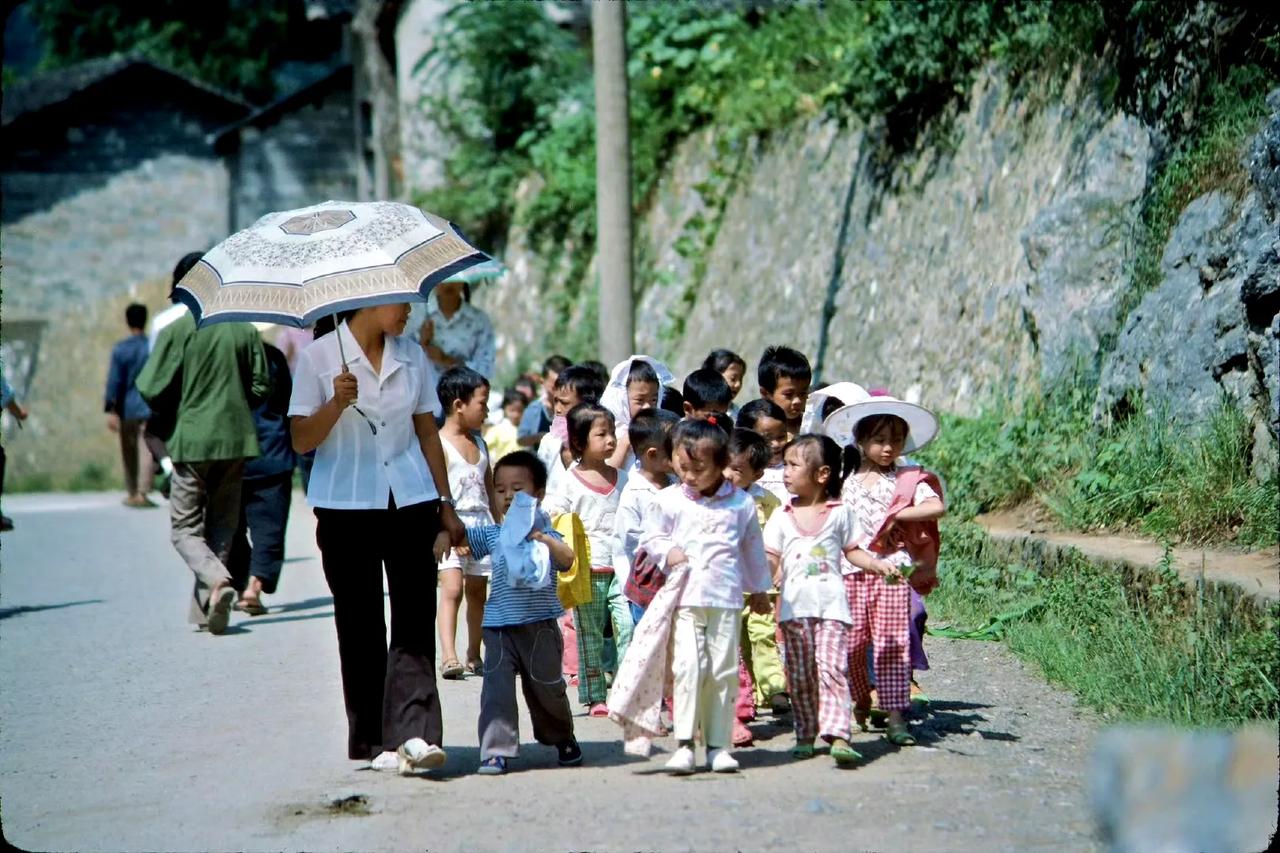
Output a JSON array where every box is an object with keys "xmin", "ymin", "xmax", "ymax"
[{"xmin": 1, "ymin": 492, "xmax": 1101, "ymax": 851}]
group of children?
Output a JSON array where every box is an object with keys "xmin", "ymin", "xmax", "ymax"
[{"xmin": 429, "ymin": 344, "xmax": 945, "ymax": 776}]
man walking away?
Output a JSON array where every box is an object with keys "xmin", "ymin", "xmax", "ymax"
[
  {"xmin": 136, "ymin": 304, "xmax": 270, "ymax": 635},
  {"xmin": 106, "ymin": 303, "xmax": 157, "ymax": 507}
]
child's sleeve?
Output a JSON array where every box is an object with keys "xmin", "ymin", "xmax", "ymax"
[
  {"xmin": 762, "ymin": 509, "xmax": 784, "ymax": 558},
  {"xmin": 913, "ymin": 480, "xmax": 941, "ymax": 506},
  {"xmin": 637, "ymin": 492, "xmax": 677, "ymax": 573},
  {"xmin": 739, "ymin": 503, "xmax": 772, "ymax": 594},
  {"xmin": 837, "ymin": 507, "xmax": 864, "ymax": 574},
  {"xmin": 614, "ymin": 490, "xmax": 643, "ymax": 567},
  {"xmin": 465, "ymin": 524, "xmax": 500, "ymax": 560},
  {"xmin": 541, "ymin": 477, "xmax": 573, "ymax": 519}
]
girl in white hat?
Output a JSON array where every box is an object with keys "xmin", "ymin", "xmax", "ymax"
[{"xmin": 824, "ymin": 395, "xmax": 946, "ymax": 746}]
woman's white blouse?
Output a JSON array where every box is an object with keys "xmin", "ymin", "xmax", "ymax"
[{"xmin": 288, "ymin": 323, "xmax": 442, "ymax": 510}]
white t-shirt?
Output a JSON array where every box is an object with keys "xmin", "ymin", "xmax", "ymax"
[
  {"xmin": 288, "ymin": 322, "xmax": 441, "ymax": 510},
  {"xmin": 757, "ymin": 463, "xmax": 790, "ymax": 504},
  {"xmin": 543, "ymin": 463, "xmax": 628, "ymax": 571},
  {"xmin": 764, "ymin": 501, "xmax": 860, "ymax": 624},
  {"xmin": 442, "ymin": 433, "xmax": 492, "ymax": 519}
]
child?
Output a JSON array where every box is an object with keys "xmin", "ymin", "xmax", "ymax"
[
  {"xmin": 737, "ymin": 398, "xmax": 790, "ymax": 504},
  {"xmin": 437, "ymin": 367, "xmax": 504, "ymax": 679},
  {"xmin": 681, "ymin": 368, "xmax": 733, "ymax": 421},
  {"xmin": 601, "ymin": 356, "xmax": 671, "ymax": 470},
  {"xmin": 701, "ymin": 349, "xmax": 746, "ymax": 420},
  {"xmin": 518, "ymin": 354, "xmax": 570, "ymax": 448},
  {"xmin": 829, "ymin": 395, "xmax": 945, "ymax": 746},
  {"xmin": 463, "ymin": 451, "xmax": 584, "ymax": 775},
  {"xmin": 543, "ymin": 402, "xmax": 631, "ymax": 715},
  {"xmin": 724, "ymin": 428, "xmax": 788, "ymax": 718},
  {"xmin": 614, "ymin": 408, "xmax": 680, "ymax": 624},
  {"xmin": 758, "ymin": 345, "xmax": 812, "ymax": 439},
  {"xmin": 105, "ymin": 302, "xmax": 156, "ymax": 507},
  {"xmin": 484, "ymin": 387, "xmax": 527, "ymax": 462},
  {"xmin": 764, "ymin": 434, "xmax": 869, "ymax": 765},
  {"xmin": 639, "ymin": 419, "xmax": 773, "ymax": 774},
  {"xmin": 537, "ymin": 365, "xmax": 606, "ymax": 491}
]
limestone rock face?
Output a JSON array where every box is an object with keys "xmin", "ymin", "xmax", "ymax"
[{"xmin": 1096, "ymin": 94, "xmax": 1280, "ymax": 476}]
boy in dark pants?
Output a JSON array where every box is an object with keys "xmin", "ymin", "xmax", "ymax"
[
  {"xmin": 229, "ymin": 343, "xmax": 296, "ymax": 614},
  {"xmin": 463, "ymin": 451, "xmax": 583, "ymax": 775}
]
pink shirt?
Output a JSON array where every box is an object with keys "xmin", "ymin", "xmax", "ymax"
[{"xmin": 640, "ymin": 480, "xmax": 772, "ymax": 610}]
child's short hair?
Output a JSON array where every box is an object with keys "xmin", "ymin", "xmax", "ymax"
[
  {"xmin": 758, "ymin": 345, "xmax": 812, "ymax": 393},
  {"xmin": 820, "ymin": 391, "xmax": 846, "ymax": 421},
  {"xmin": 566, "ymin": 402, "xmax": 614, "ymax": 456},
  {"xmin": 544, "ymin": 354, "xmax": 571, "ymax": 376},
  {"xmin": 736, "ymin": 398, "xmax": 786, "ymax": 431},
  {"xmin": 627, "ymin": 359, "xmax": 659, "ymax": 387},
  {"xmin": 683, "ymin": 368, "xmax": 732, "ymax": 411},
  {"xmin": 701, "ymin": 348, "xmax": 746, "ymax": 375},
  {"xmin": 671, "ymin": 417, "xmax": 731, "ymax": 468},
  {"xmin": 125, "ymin": 302, "xmax": 148, "ymax": 329},
  {"xmin": 502, "ymin": 387, "xmax": 527, "ymax": 409},
  {"xmin": 629, "ymin": 407, "xmax": 679, "ymax": 456},
  {"xmin": 659, "ymin": 385, "xmax": 685, "ymax": 416},
  {"xmin": 728, "ymin": 428, "xmax": 770, "ymax": 474},
  {"xmin": 582, "ymin": 360, "xmax": 610, "ymax": 386},
  {"xmin": 494, "ymin": 450, "xmax": 548, "ymax": 491},
  {"xmin": 438, "ymin": 366, "xmax": 490, "ymax": 413},
  {"xmin": 787, "ymin": 433, "xmax": 845, "ymax": 498},
  {"xmin": 853, "ymin": 413, "xmax": 909, "ymax": 446},
  {"xmin": 554, "ymin": 365, "xmax": 605, "ymax": 404}
]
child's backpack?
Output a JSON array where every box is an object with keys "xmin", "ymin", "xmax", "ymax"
[{"xmin": 553, "ymin": 512, "xmax": 593, "ymax": 610}]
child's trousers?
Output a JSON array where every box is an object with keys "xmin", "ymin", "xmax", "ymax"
[
  {"xmin": 573, "ymin": 572, "xmax": 634, "ymax": 705},
  {"xmin": 741, "ymin": 605, "xmax": 787, "ymax": 705},
  {"xmin": 672, "ymin": 605, "xmax": 739, "ymax": 748},
  {"xmin": 782, "ymin": 617, "xmax": 852, "ymax": 741},
  {"xmin": 845, "ymin": 572, "xmax": 911, "ymax": 711},
  {"xmin": 479, "ymin": 619, "xmax": 575, "ymax": 760}
]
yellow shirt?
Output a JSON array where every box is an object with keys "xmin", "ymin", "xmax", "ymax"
[
  {"xmin": 748, "ymin": 484, "xmax": 781, "ymax": 528},
  {"xmin": 484, "ymin": 419, "xmax": 522, "ymax": 462}
]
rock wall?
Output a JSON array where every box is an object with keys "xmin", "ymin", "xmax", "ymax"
[
  {"xmin": 482, "ymin": 67, "xmax": 1277, "ymax": 473},
  {"xmin": 1, "ymin": 154, "xmax": 230, "ymax": 488}
]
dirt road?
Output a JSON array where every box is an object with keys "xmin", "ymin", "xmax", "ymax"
[{"xmin": 0, "ymin": 492, "xmax": 1100, "ymax": 851}]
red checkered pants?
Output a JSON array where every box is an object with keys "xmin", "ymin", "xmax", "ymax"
[
  {"xmin": 781, "ymin": 618, "xmax": 851, "ymax": 742},
  {"xmin": 845, "ymin": 572, "xmax": 911, "ymax": 712}
]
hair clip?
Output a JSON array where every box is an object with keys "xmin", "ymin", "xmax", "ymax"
[{"xmin": 706, "ymin": 414, "xmax": 718, "ymax": 426}]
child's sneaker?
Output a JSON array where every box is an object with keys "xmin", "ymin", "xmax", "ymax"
[
  {"xmin": 477, "ymin": 756, "xmax": 507, "ymax": 775},
  {"xmin": 732, "ymin": 720, "xmax": 754, "ymax": 747},
  {"xmin": 369, "ymin": 751, "xmax": 399, "ymax": 771},
  {"xmin": 664, "ymin": 746, "xmax": 696, "ymax": 775},
  {"xmin": 556, "ymin": 738, "xmax": 583, "ymax": 766},
  {"xmin": 707, "ymin": 748, "xmax": 740, "ymax": 773}
]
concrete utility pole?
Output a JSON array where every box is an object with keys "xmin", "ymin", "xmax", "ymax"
[{"xmin": 592, "ymin": 0, "xmax": 635, "ymax": 363}]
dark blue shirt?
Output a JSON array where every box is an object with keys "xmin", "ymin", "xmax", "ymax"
[
  {"xmin": 105, "ymin": 335, "xmax": 152, "ymax": 421},
  {"xmin": 245, "ymin": 344, "xmax": 297, "ymax": 480},
  {"xmin": 517, "ymin": 398, "xmax": 552, "ymax": 440}
]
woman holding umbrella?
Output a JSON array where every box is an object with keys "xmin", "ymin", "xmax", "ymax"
[{"xmin": 175, "ymin": 201, "xmax": 485, "ymax": 775}]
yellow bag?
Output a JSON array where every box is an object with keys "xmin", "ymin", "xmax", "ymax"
[{"xmin": 553, "ymin": 512, "xmax": 593, "ymax": 610}]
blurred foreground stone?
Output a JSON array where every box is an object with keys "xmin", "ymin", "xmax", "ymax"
[{"xmin": 1091, "ymin": 725, "xmax": 1279, "ymax": 853}]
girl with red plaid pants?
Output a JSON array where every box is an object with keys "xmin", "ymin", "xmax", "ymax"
[
  {"xmin": 831, "ymin": 399, "xmax": 944, "ymax": 746},
  {"xmin": 764, "ymin": 434, "xmax": 876, "ymax": 765}
]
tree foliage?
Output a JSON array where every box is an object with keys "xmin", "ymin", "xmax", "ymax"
[{"xmin": 24, "ymin": 0, "xmax": 298, "ymax": 102}]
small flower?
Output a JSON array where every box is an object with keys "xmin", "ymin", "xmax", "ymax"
[{"xmin": 650, "ymin": 66, "xmax": 662, "ymax": 79}]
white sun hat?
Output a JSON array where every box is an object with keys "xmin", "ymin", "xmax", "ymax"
[
  {"xmin": 799, "ymin": 381, "xmax": 871, "ymax": 434},
  {"xmin": 822, "ymin": 393, "xmax": 940, "ymax": 454}
]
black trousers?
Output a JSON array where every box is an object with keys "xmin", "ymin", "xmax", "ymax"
[
  {"xmin": 315, "ymin": 499, "xmax": 443, "ymax": 760},
  {"xmin": 229, "ymin": 471, "xmax": 293, "ymax": 594}
]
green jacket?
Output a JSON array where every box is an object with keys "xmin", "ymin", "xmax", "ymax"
[{"xmin": 136, "ymin": 312, "xmax": 270, "ymax": 463}]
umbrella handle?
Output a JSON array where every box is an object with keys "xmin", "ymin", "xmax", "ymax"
[{"xmin": 333, "ymin": 312, "xmax": 349, "ymax": 372}]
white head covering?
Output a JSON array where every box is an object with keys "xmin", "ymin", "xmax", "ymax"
[
  {"xmin": 799, "ymin": 381, "xmax": 870, "ymax": 434},
  {"xmin": 822, "ymin": 394, "xmax": 940, "ymax": 454},
  {"xmin": 600, "ymin": 355, "xmax": 674, "ymax": 431}
]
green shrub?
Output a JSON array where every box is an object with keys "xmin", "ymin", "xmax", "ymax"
[
  {"xmin": 931, "ymin": 521, "xmax": 1280, "ymax": 725},
  {"xmin": 68, "ymin": 462, "xmax": 112, "ymax": 492}
]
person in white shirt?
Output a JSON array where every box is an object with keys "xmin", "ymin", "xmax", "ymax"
[
  {"xmin": 638, "ymin": 419, "xmax": 772, "ymax": 775},
  {"xmin": 765, "ymin": 434, "xmax": 886, "ymax": 767},
  {"xmin": 613, "ymin": 409, "xmax": 679, "ymax": 624},
  {"xmin": 289, "ymin": 303, "xmax": 467, "ymax": 777},
  {"xmin": 542, "ymin": 402, "xmax": 630, "ymax": 717}
]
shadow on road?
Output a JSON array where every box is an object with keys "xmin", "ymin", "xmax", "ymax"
[
  {"xmin": 0, "ymin": 599, "xmax": 104, "ymax": 621},
  {"xmin": 240, "ymin": 611, "xmax": 335, "ymax": 627},
  {"xmin": 265, "ymin": 595, "xmax": 334, "ymax": 614}
]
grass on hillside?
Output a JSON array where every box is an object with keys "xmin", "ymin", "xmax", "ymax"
[
  {"xmin": 917, "ymin": 379, "xmax": 1280, "ymax": 550},
  {"xmin": 930, "ymin": 521, "xmax": 1280, "ymax": 725}
]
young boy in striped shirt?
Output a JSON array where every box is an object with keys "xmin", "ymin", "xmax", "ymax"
[{"xmin": 464, "ymin": 451, "xmax": 583, "ymax": 775}]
